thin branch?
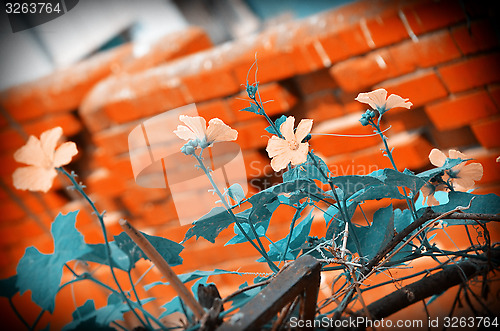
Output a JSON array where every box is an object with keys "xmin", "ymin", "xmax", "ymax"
[{"xmin": 119, "ymin": 219, "xmax": 205, "ymax": 320}]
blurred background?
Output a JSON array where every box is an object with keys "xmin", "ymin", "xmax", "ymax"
[{"xmin": 1, "ymin": 0, "xmax": 499, "ymax": 329}]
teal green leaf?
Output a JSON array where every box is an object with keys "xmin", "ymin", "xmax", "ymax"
[
  {"xmin": 330, "ymin": 176, "xmax": 383, "ymax": 198},
  {"xmin": 183, "ymin": 206, "xmax": 246, "ymax": 243},
  {"xmin": 226, "ymin": 183, "xmax": 245, "ymax": 204},
  {"xmin": 264, "ymin": 115, "xmax": 287, "ymax": 135},
  {"xmin": 420, "ymin": 191, "xmax": 500, "ymax": 223},
  {"xmin": 259, "ymin": 210, "xmax": 313, "ymax": 261},
  {"xmin": 16, "ymin": 211, "xmax": 91, "ymax": 313},
  {"xmin": 350, "ymin": 184, "xmax": 406, "ymax": 203},
  {"xmin": 226, "ymin": 281, "xmax": 263, "ymax": 309},
  {"xmin": 114, "ymin": 232, "xmax": 183, "ymax": 269},
  {"xmin": 283, "ymin": 152, "xmax": 330, "ymax": 184},
  {"xmin": 349, "ymin": 205, "xmax": 394, "ymax": 260},
  {"xmin": 394, "ymin": 208, "xmax": 413, "ymax": 233},
  {"xmin": 80, "ymin": 242, "xmax": 130, "ymax": 271},
  {"xmin": 0, "ymin": 275, "xmax": 18, "ymax": 299},
  {"xmin": 417, "ymin": 158, "xmax": 464, "ymax": 182},
  {"xmin": 241, "ymin": 103, "xmax": 260, "ymax": 115},
  {"xmin": 325, "ymin": 201, "xmax": 358, "ymax": 240},
  {"xmin": 369, "ymin": 168, "xmax": 426, "ymax": 193}
]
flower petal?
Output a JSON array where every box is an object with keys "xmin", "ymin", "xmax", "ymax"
[
  {"xmin": 355, "ymin": 88, "xmax": 388, "ymax": 110},
  {"xmin": 270, "ymin": 152, "xmax": 292, "ymax": 172},
  {"xmin": 280, "ymin": 116, "xmax": 295, "ymax": 142},
  {"xmin": 173, "ymin": 125, "xmax": 198, "ymax": 141},
  {"xmin": 53, "ymin": 142, "xmax": 78, "ymax": 168},
  {"xmin": 427, "ymin": 193, "xmax": 440, "ymax": 206},
  {"xmin": 459, "ymin": 162, "xmax": 483, "ymax": 181},
  {"xmin": 13, "ymin": 136, "xmax": 45, "ymax": 167},
  {"xmin": 40, "ymin": 127, "xmax": 63, "ymax": 162},
  {"xmin": 294, "ymin": 119, "xmax": 313, "ymax": 143},
  {"xmin": 289, "ymin": 143, "xmax": 309, "ymax": 165},
  {"xmin": 266, "ymin": 136, "xmax": 289, "ymax": 158},
  {"xmin": 448, "ymin": 149, "xmax": 467, "ymax": 160},
  {"xmin": 385, "ymin": 94, "xmax": 412, "ymax": 110},
  {"xmin": 206, "ymin": 118, "xmax": 238, "ymax": 143},
  {"xmin": 429, "ymin": 149, "xmax": 446, "ymax": 167},
  {"xmin": 179, "ymin": 115, "xmax": 207, "ymax": 140},
  {"xmin": 13, "ymin": 166, "xmax": 57, "ymax": 193}
]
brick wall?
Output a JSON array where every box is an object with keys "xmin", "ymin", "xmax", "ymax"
[{"xmin": 0, "ymin": 0, "xmax": 499, "ymax": 327}]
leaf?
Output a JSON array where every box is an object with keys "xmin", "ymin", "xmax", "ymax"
[
  {"xmin": 417, "ymin": 158, "xmax": 464, "ymax": 182},
  {"xmin": 283, "ymin": 152, "xmax": 330, "ymax": 184},
  {"xmin": 420, "ymin": 191, "xmax": 500, "ymax": 224},
  {"xmin": 226, "ymin": 281, "xmax": 263, "ymax": 309},
  {"xmin": 394, "ymin": 208, "xmax": 413, "ymax": 233},
  {"xmin": 226, "ymin": 221, "xmax": 269, "ymax": 245},
  {"xmin": 349, "ymin": 184, "xmax": 406, "ymax": 203},
  {"xmin": 80, "ymin": 242, "xmax": 130, "ymax": 271},
  {"xmin": 264, "ymin": 115, "xmax": 287, "ymax": 135},
  {"xmin": 330, "ymin": 176, "xmax": 383, "ymax": 198},
  {"xmin": 349, "ymin": 205, "xmax": 394, "ymax": 260},
  {"xmin": 114, "ymin": 232, "xmax": 183, "ymax": 269},
  {"xmin": 16, "ymin": 211, "xmax": 91, "ymax": 313},
  {"xmin": 0, "ymin": 275, "xmax": 18, "ymax": 299},
  {"xmin": 63, "ymin": 296, "xmax": 154, "ymax": 331},
  {"xmin": 258, "ymin": 210, "xmax": 313, "ymax": 261},
  {"xmin": 226, "ymin": 183, "xmax": 245, "ymax": 204},
  {"xmin": 241, "ymin": 103, "xmax": 260, "ymax": 115},
  {"xmin": 325, "ymin": 201, "xmax": 358, "ymax": 240},
  {"xmin": 183, "ymin": 206, "xmax": 245, "ymax": 243},
  {"xmin": 369, "ymin": 168, "xmax": 426, "ymax": 193}
]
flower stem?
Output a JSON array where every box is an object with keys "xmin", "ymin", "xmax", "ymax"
[
  {"xmin": 56, "ymin": 167, "xmax": 150, "ymax": 329},
  {"xmin": 194, "ymin": 153, "xmax": 279, "ymax": 273},
  {"xmin": 368, "ymin": 119, "xmax": 418, "ymax": 220}
]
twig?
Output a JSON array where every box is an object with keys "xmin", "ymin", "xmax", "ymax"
[
  {"xmin": 221, "ymin": 280, "xmax": 271, "ymax": 304},
  {"xmin": 119, "ymin": 219, "xmax": 205, "ymax": 320}
]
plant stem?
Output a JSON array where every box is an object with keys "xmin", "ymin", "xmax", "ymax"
[
  {"xmin": 194, "ymin": 153, "xmax": 279, "ymax": 272},
  {"xmin": 56, "ymin": 167, "xmax": 149, "ymax": 329},
  {"xmin": 280, "ymin": 206, "xmax": 303, "ymax": 266},
  {"xmin": 368, "ymin": 118, "xmax": 418, "ymax": 220},
  {"xmin": 128, "ymin": 271, "xmax": 153, "ymax": 329},
  {"xmin": 119, "ymin": 219, "xmax": 206, "ymax": 320}
]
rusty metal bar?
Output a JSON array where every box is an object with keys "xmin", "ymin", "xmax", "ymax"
[{"xmin": 217, "ymin": 255, "xmax": 321, "ymax": 330}]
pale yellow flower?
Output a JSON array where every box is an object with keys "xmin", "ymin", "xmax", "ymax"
[
  {"xmin": 428, "ymin": 149, "xmax": 483, "ymax": 191},
  {"xmin": 266, "ymin": 116, "xmax": 312, "ymax": 172},
  {"xmin": 13, "ymin": 127, "xmax": 78, "ymax": 192},
  {"xmin": 173, "ymin": 115, "xmax": 237, "ymax": 146},
  {"xmin": 355, "ymin": 88, "xmax": 412, "ymax": 114}
]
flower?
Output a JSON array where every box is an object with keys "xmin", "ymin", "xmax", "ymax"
[
  {"xmin": 355, "ymin": 88, "xmax": 412, "ymax": 114},
  {"xmin": 266, "ymin": 116, "xmax": 313, "ymax": 172},
  {"xmin": 173, "ymin": 115, "xmax": 237, "ymax": 148},
  {"xmin": 420, "ymin": 181, "xmax": 448, "ymax": 206},
  {"xmin": 12, "ymin": 127, "xmax": 78, "ymax": 192},
  {"xmin": 428, "ymin": 149, "xmax": 483, "ymax": 191}
]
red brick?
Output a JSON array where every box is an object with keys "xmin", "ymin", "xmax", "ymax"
[
  {"xmin": 183, "ymin": 67, "xmax": 240, "ymax": 102},
  {"xmin": 319, "ymin": 24, "xmax": 371, "ymax": 64},
  {"xmin": 389, "ymin": 30, "xmax": 461, "ymax": 72},
  {"xmin": 383, "ymin": 107, "xmax": 431, "ymax": 131},
  {"xmin": 93, "ymin": 123, "xmax": 132, "ymax": 157},
  {"xmin": 23, "ymin": 113, "xmax": 82, "ymax": 138},
  {"xmin": 0, "ymin": 128, "xmax": 25, "ymax": 153},
  {"xmin": 400, "ymin": 0, "xmax": 465, "ymax": 36},
  {"xmin": 438, "ymin": 53, "xmax": 500, "ymax": 93},
  {"xmin": 86, "ymin": 168, "xmax": 126, "ymax": 197},
  {"xmin": 229, "ymin": 83, "xmax": 297, "ymax": 122},
  {"xmin": 122, "ymin": 185, "xmax": 169, "ymax": 215},
  {"xmin": 472, "ymin": 150, "xmax": 500, "ymax": 185},
  {"xmin": 452, "ymin": 20, "xmax": 500, "ymax": 55},
  {"xmin": 299, "ymin": 92, "xmax": 344, "ymax": 123},
  {"xmin": 289, "ymin": 39, "xmax": 326, "ymax": 74},
  {"xmin": 196, "ymin": 99, "xmax": 234, "ymax": 125},
  {"xmin": 429, "ymin": 126, "xmax": 478, "ymax": 149},
  {"xmin": 310, "ymin": 113, "xmax": 380, "ymax": 157},
  {"xmin": 488, "ymin": 85, "xmax": 500, "ymax": 109},
  {"xmin": 389, "ymin": 132, "xmax": 434, "ymax": 170},
  {"xmin": 470, "ymin": 116, "xmax": 500, "ymax": 149},
  {"xmin": 329, "ymin": 49, "xmax": 396, "ymax": 92},
  {"xmin": 363, "ymin": 8, "xmax": 409, "ymax": 48},
  {"xmin": 425, "ymin": 90, "xmax": 498, "ymax": 130},
  {"xmin": 379, "ymin": 70, "xmax": 448, "ymax": 108},
  {"xmin": 137, "ymin": 199, "xmax": 178, "ymax": 226},
  {"xmin": 234, "ymin": 118, "xmax": 270, "ymax": 150},
  {"xmin": 293, "ymin": 69, "xmax": 338, "ymax": 96}
]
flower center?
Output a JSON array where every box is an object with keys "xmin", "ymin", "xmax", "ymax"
[{"xmin": 288, "ymin": 139, "xmax": 299, "ymax": 151}]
